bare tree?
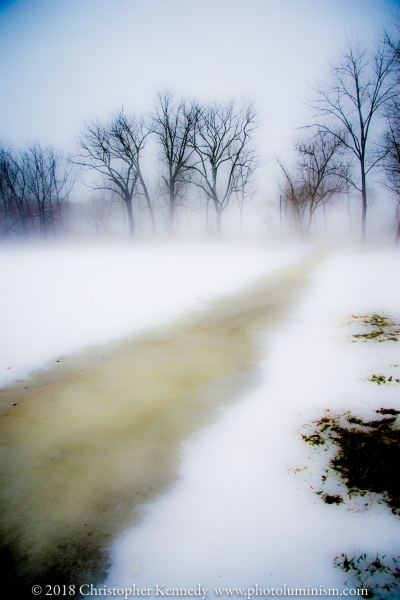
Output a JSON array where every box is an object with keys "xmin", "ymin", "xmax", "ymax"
[
  {"xmin": 0, "ymin": 145, "xmax": 32, "ymax": 238},
  {"xmin": 23, "ymin": 144, "xmax": 74, "ymax": 240},
  {"xmin": 192, "ymin": 100, "xmax": 258, "ymax": 236},
  {"xmin": 0, "ymin": 144, "xmax": 74, "ymax": 240},
  {"xmin": 296, "ymin": 130, "xmax": 347, "ymax": 234},
  {"xmin": 380, "ymin": 98, "xmax": 400, "ymax": 243},
  {"xmin": 309, "ymin": 37, "xmax": 396, "ymax": 242},
  {"xmin": 232, "ymin": 150, "xmax": 260, "ymax": 234},
  {"xmin": 152, "ymin": 91, "xmax": 199, "ymax": 235},
  {"xmin": 277, "ymin": 130, "xmax": 346, "ymax": 239},
  {"xmin": 381, "ymin": 22, "xmax": 400, "ymax": 243},
  {"xmin": 74, "ymin": 110, "xmax": 156, "ymax": 237},
  {"xmin": 277, "ymin": 161, "xmax": 309, "ymax": 238}
]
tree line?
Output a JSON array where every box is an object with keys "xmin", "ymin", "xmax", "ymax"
[
  {"xmin": 3, "ymin": 22, "xmax": 400, "ymax": 243},
  {"xmin": 278, "ymin": 26, "xmax": 400, "ymax": 244},
  {"xmin": 74, "ymin": 92, "xmax": 259, "ymax": 237},
  {"xmin": 0, "ymin": 93, "xmax": 259, "ymax": 240}
]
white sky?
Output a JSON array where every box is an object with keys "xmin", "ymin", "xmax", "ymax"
[{"xmin": 0, "ymin": 0, "xmax": 397, "ymax": 163}]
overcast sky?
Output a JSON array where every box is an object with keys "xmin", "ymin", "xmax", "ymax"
[{"xmin": 0, "ymin": 0, "xmax": 398, "ymax": 179}]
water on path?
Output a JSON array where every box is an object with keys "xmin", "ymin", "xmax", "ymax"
[{"xmin": 0, "ymin": 251, "xmax": 322, "ymax": 593}]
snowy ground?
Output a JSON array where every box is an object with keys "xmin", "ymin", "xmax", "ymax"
[
  {"xmin": 0, "ymin": 242, "xmax": 310, "ymax": 388},
  {"xmin": 1, "ymin": 242, "xmax": 399, "ymax": 596},
  {"xmin": 102, "ymin": 245, "xmax": 400, "ymax": 596}
]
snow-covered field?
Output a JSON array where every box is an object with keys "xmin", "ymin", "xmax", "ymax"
[
  {"xmin": 103, "ymin": 245, "xmax": 400, "ymax": 596},
  {"xmin": 0, "ymin": 242, "xmax": 311, "ymax": 388},
  {"xmin": 1, "ymin": 242, "xmax": 399, "ymax": 596}
]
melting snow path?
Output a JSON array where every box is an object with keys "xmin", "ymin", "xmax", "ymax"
[
  {"xmin": 105, "ymin": 246, "xmax": 400, "ymax": 596},
  {"xmin": 0, "ymin": 243, "xmax": 318, "ymax": 593},
  {"xmin": 1, "ymin": 243, "xmax": 399, "ymax": 596}
]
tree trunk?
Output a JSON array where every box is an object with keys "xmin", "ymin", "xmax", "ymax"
[
  {"xmin": 167, "ymin": 187, "xmax": 175, "ymax": 236},
  {"xmin": 395, "ymin": 220, "xmax": 400, "ymax": 245},
  {"xmin": 347, "ymin": 189, "xmax": 352, "ymax": 234},
  {"xmin": 138, "ymin": 172, "xmax": 156, "ymax": 236},
  {"xmin": 305, "ymin": 209, "xmax": 314, "ymax": 239},
  {"xmin": 205, "ymin": 197, "xmax": 210, "ymax": 235},
  {"xmin": 125, "ymin": 197, "xmax": 135, "ymax": 237},
  {"xmin": 147, "ymin": 198, "xmax": 157, "ymax": 236},
  {"xmin": 215, "ymin": 206, "xmax": 222, "ymax": 236},
  {"xmin": 39, "ymin": 204, "xmax": 47, "ymax": 241},
  {"xmin": 361, "ymin": 162, "xmax": 367, "ymax": 243}
]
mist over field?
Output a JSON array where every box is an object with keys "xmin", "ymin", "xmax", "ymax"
[
  {"xmin": 1, "ymin": 1, "xmax": 400, "ymax": 598},
  {"xmin": 0, "ymin": 0, "xmax": 399, "ymax": 242}
]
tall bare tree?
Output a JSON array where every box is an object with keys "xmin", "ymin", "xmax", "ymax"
[
  {"xmin": 277, "ymin": 130, "xmax": 346, "ymax": 239},
  {"xmin": 152, "ymin": 91, "xmax": 199, "ymax": 235},
  {"xmin": 381, "ymin": 21, "xmax": 400, "ymax": 243},
  {"xmin": 74, "ymin": 110, "xmax": 156, "ymax": 237},
  {"xmin": 380, "ymin": 98, "xmax": 400, "ymax": 243},
  {"xmin": 192, "ymin": 100, "xmax": 258, "ymax": 236},
  {"xmin": 309, "ymin": 37, "xmax": 396, "ymax": 242}
]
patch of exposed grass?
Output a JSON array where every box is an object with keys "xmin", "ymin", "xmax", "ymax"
[
  {"xmin": 350, "ymin": 314, "xmax": 400, "ymax": 343},
  {"xmin": 301, "ymin": 432, "xmax": 325, "ymax": 446},
  {"xmin": 376, "ymin": 408, "xmax": 400, "ymax": 416},
  {"xmin": 302, "ymin": 409, "xmax": 400, "ymax": 515},
  {"xmin": 369, "ymin": 374, "xmax": 400, "ymax": 385},
  {"xmin": 369, "ymin": 374, "xmax": 387, "ymax": 385},
  {"xmin": 321, "ymin": 493, "xmax": 344, "ymax": 505},
  {"xmin": 334, "ymin": 552, "xmax": 400, "ymax": 598}
]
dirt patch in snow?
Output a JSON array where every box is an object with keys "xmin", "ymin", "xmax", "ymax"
[{"xmin": 303, "ymin": 409, "xmax": 400, "ymax": 514}]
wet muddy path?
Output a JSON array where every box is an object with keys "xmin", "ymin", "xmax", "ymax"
[{"xmin": 0, "ymin": 251, "xmax": 324, "ymax": 594}]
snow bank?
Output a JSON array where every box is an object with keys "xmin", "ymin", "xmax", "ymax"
[
  {"xmin": 105, "ymin": 246, "xmax": 400, "ymax": 594},
  {"xmin": 0, "ymin": 242, "xmax": 310, "ymax": 387}
]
